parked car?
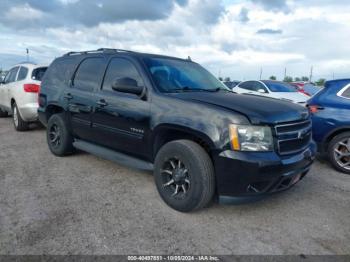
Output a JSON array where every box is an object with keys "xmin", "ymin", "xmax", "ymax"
[
  {"xmin": 223, "ymin": 80, "xmax": 240, "ymax": 90},
  {"xmin": 0, "ymin": 63, "xmax": 47, "ymax": 131},
  {"xmin": 38, "ymin": 48, "xmax": 316, "ymax": 212},
  {"xmin": 291, "ymin": 82, "xmax": 321, "ymax": 97},
  {"xmin": 307, "ymin": 79, "xmax": 350, "ymax": 174},
  {"xmin": 234, "ymin": 80, "xmax": 309, "ymax": 105}
]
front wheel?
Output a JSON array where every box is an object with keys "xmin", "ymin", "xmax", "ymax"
[
  {"xmin": 12, "ymin": 102, "xmax": 29, "ymax": 131},
  {"xmin": 154, "ymin": 140, "xmax": 215, "ymax": 212},
  {"xmin": 328, "ymin": 132, "xmax": 350, "ymax": 174}
]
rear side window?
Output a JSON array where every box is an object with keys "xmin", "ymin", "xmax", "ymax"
[
  {"xmin": 42, "ymin": 58, "xmax": 78, "ymax": 89},
  {"xmin": 17, "ymin": 67, "xmax": 28, "ymax": 81},
  {"xmin": 32, "ymin": 67, "xmax": 47, "ymax": 81},
  {"xmin": 73, "ymin": 57, "xmax": 105, "ymax": 92},
  {"xmin": 102, "ymin": 58, "xmax": 143, "ymax": 92},
  {"xmin": 341, "ymin": 86, "xmax": 350, "ymax": 98}
]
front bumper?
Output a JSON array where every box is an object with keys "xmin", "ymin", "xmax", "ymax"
[{"xmin": 213, "ymin": 141, "xmax": 316, "ymax": 202}]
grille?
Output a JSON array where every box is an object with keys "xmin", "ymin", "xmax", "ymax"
[{"xmin": 274, "ymin": 120, "xmax": 312, "ymax": 155}]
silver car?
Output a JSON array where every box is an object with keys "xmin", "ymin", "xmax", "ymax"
[{"xmin": 0, "ymin": 62, "xmax": 47, "ymax": 131}]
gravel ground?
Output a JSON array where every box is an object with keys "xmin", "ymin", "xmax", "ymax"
[{"xmin": 0, "ymin": 117, "xmax": 349, "ymax": 255}]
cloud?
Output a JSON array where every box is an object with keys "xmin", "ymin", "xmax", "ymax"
[
  {"xmin": 256, "ymin": 28, "xmax": 283, "ymax": 34},
  {"xmin": 238, "ymin": 7, "xmax": 249, "ymax": 23},
  {"xmin": 0, "ymin": 0, "xmax": 189, "ymax": 29},
  {"xmin": 250, "ymin": 0, "xmax": 290, "ymax": 12}
]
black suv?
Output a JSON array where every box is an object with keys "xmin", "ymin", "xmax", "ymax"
[{"xmin": 38, "ymin": 48, "xmax": 316, "ymax": 212}]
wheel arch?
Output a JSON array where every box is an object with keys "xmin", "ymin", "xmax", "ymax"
[
  {"xmin": 324, "ymin": 126, "xmax": 350, "ymax": 150},
  {"xmin": 152, "ymin": 124, "xmax": 216, "ymax": 160},
  {"xmin": 45, "ymin": 104, "xmax": 65, "ymax": 122}
]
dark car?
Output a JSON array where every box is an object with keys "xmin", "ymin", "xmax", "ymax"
[
  {"xmin": 38, "ymin": 48, "xmax": 316, "ymax": 212},
  {"xmin": 308, "ymin": 79, "xmax": 350, "ymax": 174},
  {"xmin": 223, "ymin": 80, "xmax": 240, "ymax": 90}
]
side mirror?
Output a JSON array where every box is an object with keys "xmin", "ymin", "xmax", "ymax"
[
  {"xmin": 258, "ymin": 89, "xmax": 267, "ymax": 93},
  {"xmin": 112, "ymin": 77, "xmax": 144, "ymax": 96}
]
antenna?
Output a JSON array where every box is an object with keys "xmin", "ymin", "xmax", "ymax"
[
  {"xmin": 26, "ymin": 48, "xmax": 29, "ymax": 62},
  {"xmin": 309, "ymin": 66, "xmax": 313, "ymax": 82}
]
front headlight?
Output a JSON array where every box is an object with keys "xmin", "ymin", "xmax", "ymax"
[{"xmin": 229, "ymin": 124, "xmax": 273, "ymax": 151}]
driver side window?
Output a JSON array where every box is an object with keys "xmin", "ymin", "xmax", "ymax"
[{"xmin": 102, "ymin": 58, "xmax": 144, "ymax": 92}]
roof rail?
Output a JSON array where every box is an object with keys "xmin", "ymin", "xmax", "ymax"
[{"xmin": 63, "ymin": 48, "xmax": 134, "ymax": 56}]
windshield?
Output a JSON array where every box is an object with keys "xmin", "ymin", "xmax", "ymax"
[
  {"xmin": 264, "ymin": 81, "xmax": 297, "ymax": 92},
  {"xmin": 144, "ymin": 57, "xmax": 229, "ymax": 93}
]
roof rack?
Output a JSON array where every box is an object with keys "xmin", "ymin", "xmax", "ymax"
[{"xmin": 63, "ymin": 48, "xmax": 135, "ymax": 56}]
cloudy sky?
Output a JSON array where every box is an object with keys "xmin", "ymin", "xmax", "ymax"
[{"xmin": 0, "ymin": 0, "xmax": 349, "ymax": 80}]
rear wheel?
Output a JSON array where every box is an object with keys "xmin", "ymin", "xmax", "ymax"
[
  {"xmin": 328, "ymin": 132, "xmax": 350, "ymax": 174},
  {"xmin": 154, "ymin": 140, "xmax": 215, "ymax": 212},
  {"xmin": 12, "ymin": 102, "xmax": 29, "ymax": 131},
  {"xmin": 0, "ymin": 108, "xmax": 8, "ymax": 117},
  {"xmin": 47, "ymin": 113, "xmax": 75, "ymax": 156}
]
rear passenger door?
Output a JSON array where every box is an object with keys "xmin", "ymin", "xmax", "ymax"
[
  {"xmin": 66, "ymin": 57, "xmax": 106, "ymax": 141},
  {"xmin": 91, "ymin": 57, "xmax": 151, "ymax": 159},
  {"xmin": 1, "ymin": 67, "xmax": 19, "ymax": 110}
]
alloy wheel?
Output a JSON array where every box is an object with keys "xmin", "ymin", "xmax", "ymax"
[
  {"xmin": 161, "ymin": 158, "xmax": 191, "ymax": 198},
  {"xmin": 49, "ymin": 124, "xmax": 61, "ymax": 148},
  {"xmin": 13, "ymin": 106, "xmax": 18, "ymax": 127},
  {"xmin": 334, "ymin": 138, "xmax": 350, "ymax": 170}
]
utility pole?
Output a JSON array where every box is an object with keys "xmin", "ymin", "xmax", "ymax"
[
  {"xmin": 284, "ymin": 67, "xmax": 287, "ymax": 80},
  {"xmin": 309, "ymin": 66, "xmax": 313, "ymax": 82},
  {"xmin": 333, "ymin": 72, "xmax": 335, "ymax": 80},
  {"xmin": 26, "ymin": 48, "xmax": 29, "ymax": 62},
  {"xmin": 259, "ymin": 67, "xmax": 263, "ymax": 80}
]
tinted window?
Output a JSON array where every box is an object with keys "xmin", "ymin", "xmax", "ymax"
[
  {"xmin": 5, "ymin": 67, "xmax": 19, "ymax": 83},
  {"xmin": 43, "ymin": 58, "xmax": 78, "ymax": 89},
  {"xmin": 264, "ymin": 81, "xmax": 296, "ymax": 92},
  {"xmin": 144, "ymin": 58, "xmax": 228, "ymax": 93},
  {"xmin": 73, "ymin": 58, "xmax": 105, "ymax": 92},
  {"xmin": 17, "ymin": 67, "xmax": 28, "ymax": 81},
  {"xmin": 103, "ymin": 58, "xmax": 143, "ymax": 91},
  {"xmin": 342, "ymin": 86, "xmax": 350, "ymax": 98},
  {"xmin": 238, "ymin": 81, "xmax": 255, "ymax": 91},
  {"xmin": 32, "ymin": 67, "xmax": 47, "ymax": 81}
]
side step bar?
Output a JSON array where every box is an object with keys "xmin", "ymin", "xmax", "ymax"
[{"xmin": 73, "ymin": 140, "xmax": 154, "ymax": 171}]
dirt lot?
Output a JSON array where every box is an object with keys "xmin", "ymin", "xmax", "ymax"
[{"xmin": 0, "ymin": 117, "xmax": 349, "ymax": 255}]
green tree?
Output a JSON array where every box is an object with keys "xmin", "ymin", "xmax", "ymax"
[
  {"xmin": 301, "ymin": 76, "xmax": 309, "ymax": 82},
  {"xmin": 269, "ymin": 76, "xmax": 277, "ymax": 80},
  {"xmin": 294, "ymin": 77, "xmax": 301, "ymax": 82},
  {"xmin": 218, "ymin": 77, "xmax": 223, "ymax": 81},
  {"xmin": 224, "ymin": 77, "xmax": 231, "ymax": 82},
  {"xmin": 315, "ymin": 78, "xmax": 326, "ymax": 86},
  {"xmin": 283, "ymin": 76, "xmax": 293, "ymax": 83}
]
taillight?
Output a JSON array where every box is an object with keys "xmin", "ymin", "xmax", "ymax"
[
  {"xmin": 308, "ymin": 105, "xmax": 323, "ymax": 114},
  {"xmin": 23, "ymin": 84, "xmax": 40, "ymax": 93}
]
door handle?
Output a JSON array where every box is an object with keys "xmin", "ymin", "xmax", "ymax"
[
  {"xmin": 64, "ymin": 93, "xmax": 73, "ymax": 100},
  {"xmin": 96, "ymin": 99, "xmax": 108, "ymax": 107}
]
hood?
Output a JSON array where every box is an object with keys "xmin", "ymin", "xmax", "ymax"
[
  {"xmin": 171, "ymin": 91, "xmax": 309, "ymax": 125},
  {"xmin": 273, "ymin": 92, "xmax": 309, "ymax": 103}
]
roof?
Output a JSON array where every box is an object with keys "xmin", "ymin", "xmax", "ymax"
[{"xmin": 62, "ymin": 48, "xmax": 191, "ymax": 62}]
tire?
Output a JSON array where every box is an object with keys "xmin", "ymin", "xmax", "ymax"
[
  {"xmin": 12, "ymin": 102, "xmax": 29, "ymax": 131},
  {"xmin": 47, "ymin": 113, "xmax": 75, "ymax": 156},
  {"xmin": 0, "ymin": 108, "xmax": 8, "ymax": 118},
  {"xmin": 327, "ymin": 132, "xmax": 350, "ymax": 174},
  {"xmin": 154, "ymin": 140, "xmax": 215, "ymax": 212}
]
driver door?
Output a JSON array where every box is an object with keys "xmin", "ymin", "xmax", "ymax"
[{"xmin": 91, "ymin": 57, "xmax": 151, "ymax": 159}]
